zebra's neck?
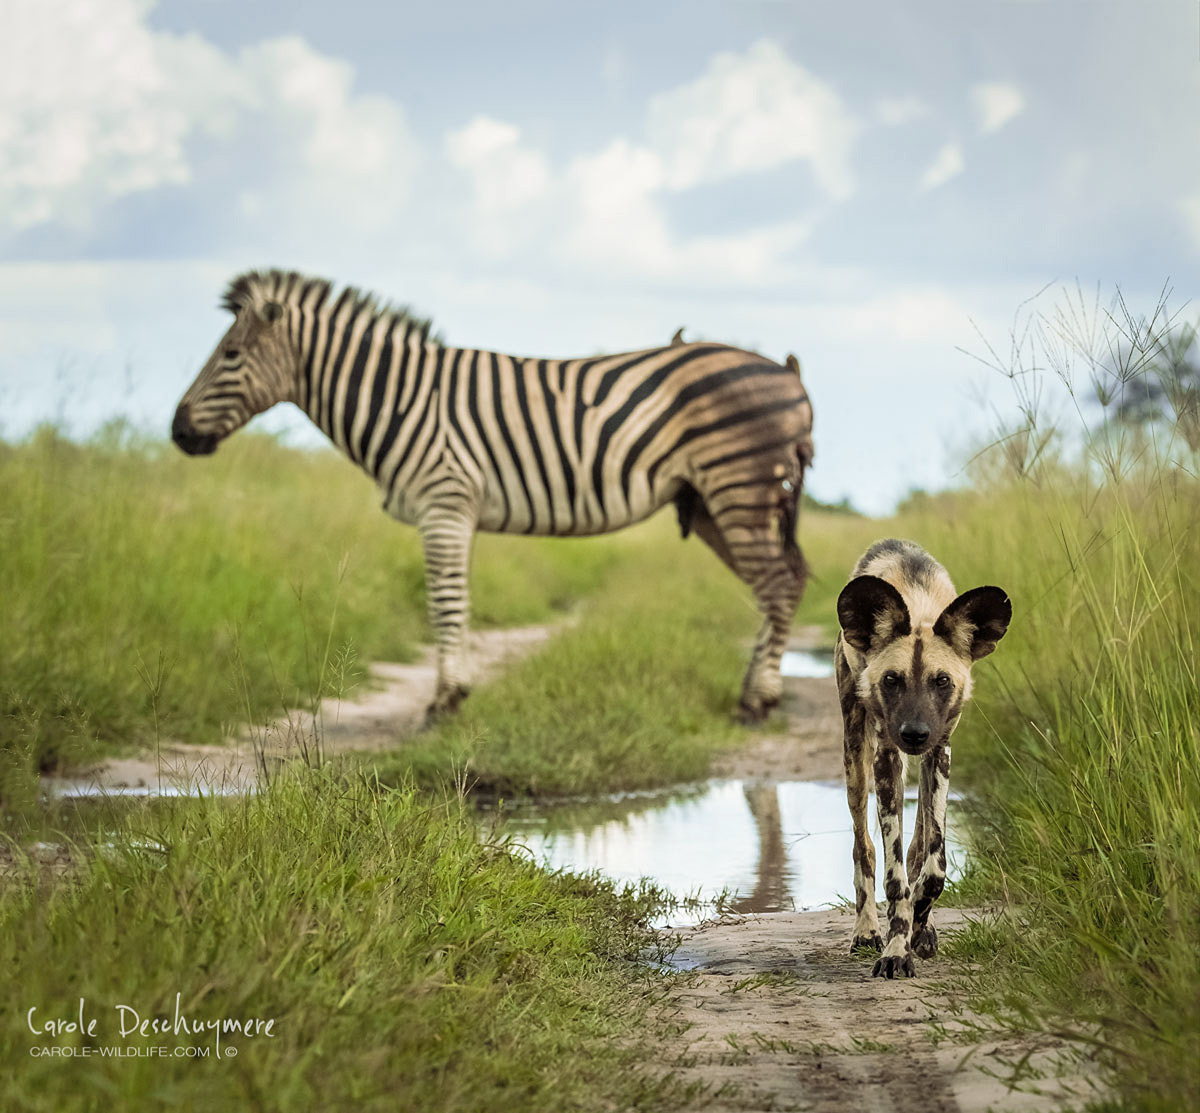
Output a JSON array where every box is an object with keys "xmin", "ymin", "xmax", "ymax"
[{"xmin": 295, "ymin": 296, "xmax": 432, "ymax": 473}]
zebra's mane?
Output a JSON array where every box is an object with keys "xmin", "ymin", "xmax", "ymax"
[{"xmin": 221, "ymin": 270, "xmax": 438, "ymax": 344}]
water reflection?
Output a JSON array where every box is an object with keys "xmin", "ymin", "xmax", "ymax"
[
  {"xmin": 501, "ymin": 779, "xmax": 965, "ymax": 925},
  {"xmin": 779, "ymin": 649, "xmax": 835, "ymax": 678},
  {"xmin": 726, "ymin": 782, "xmax": 790, "ymax": 914}
]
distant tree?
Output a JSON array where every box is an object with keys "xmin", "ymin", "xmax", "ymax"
[{"xmin": 1096, "ymin": 323, "xmax": 1200, "ymax": 451}]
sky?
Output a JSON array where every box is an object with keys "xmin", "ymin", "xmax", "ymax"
[{"xmin": 2, "ymin": 0, "xmax": 1198, "ymax": 513}]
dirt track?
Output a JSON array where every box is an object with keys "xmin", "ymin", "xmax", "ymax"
[
  {"xmin": 52, "ymin": 624, "xmax": 554, "ymax": 794},
  {"xmin": 662, "ymin": 907, "xmax": 1096, "ymax": 1113}
]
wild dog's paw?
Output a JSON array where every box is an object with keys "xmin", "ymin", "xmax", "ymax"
[
  {"xmin": 872, "ymin": 952, "xmax": 915, "ymax": 979},
  {"xmin": 911, "ymin": 922, "xmax": 938, "ymax": 960},
  {"xmin": 850, "ymin": 932, "xmax": 883, "ymax": 955}
]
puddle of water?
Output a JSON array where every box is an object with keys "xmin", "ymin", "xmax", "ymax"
[
  {"xmin": 499, "ymin": 778, "xmax": 966, "ymax": 927},
  {"xmin": 780, "ymin": 649, "xmax": 834, "ymax": 679}
]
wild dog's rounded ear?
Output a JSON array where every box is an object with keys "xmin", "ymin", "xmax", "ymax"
[
  {"xmin": 934, "ymin": 586, "xmax": 1012, "ymax": 661},
  {"xmin": 258, "ymin": 300, "xmax": 284, "ymax": 324},
  {"xmin": 837, "ymin": 575, "xmax": 911, "ymax": 654}
]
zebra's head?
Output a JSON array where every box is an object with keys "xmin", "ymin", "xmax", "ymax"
[{"xmin": 172, "ymin": 272, "xmax": 301, "ymax": 455}]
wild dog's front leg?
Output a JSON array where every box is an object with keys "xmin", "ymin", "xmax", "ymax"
[
  {"xmin": 417, "ymin": 499, "xmax": 476, "ymax": 722},
  {"xmin": 873, "ymin": 742, "xmax": 915, "ymax": 978},
  {"xmin": 838, "ymin": 648, "xmax": 880, "ymax": 953},
  {"xmin": 844, "ymin": 710, "xmax": 881, "ymax": 952},
  {"xmin": 910, "ymin": 744, "xmax": 951, "ymax": 960}
]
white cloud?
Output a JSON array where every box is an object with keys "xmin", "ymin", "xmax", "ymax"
[
  {"xmin": 445, "ymin": 116, "xmax": 550, "ymax": 211},
  {"xmin": 442, "ymin": 40, "xmax": 846, "ymax": 286},
  {"xmin": 875, "ymin": 96, "xmax": 929, "ymax": 126},
  {"xmin": 827, "ymin": 288, "xmax": 971, "ymax": 343},
  {"xmin": 645, "ymin": 40, "xmax": 859, "ymax": 199},
  {"xmin": 234, "ymin": 36, "xmax": 421, "ymax": 240},
  {"xmin": 561, "ymin": 138, "xmax": 810, "ymax": 282},
  {"xmin": 0, "ymin": 0, "xmax": 419, "ymax": 242},
  {"xmin": 919, "ymin": 142, "xmax": 965, "ymax": 190},
  {"xmin": 444, "ymin": 115, "xmax": 553, "ymax": 257},
  {"xmin": 0, "ymin": 0, "xmax": 244, "ymax": 231},
  {"xmin": 971, "ymin": 82, "xmax": 1025, "ymax": 134}
]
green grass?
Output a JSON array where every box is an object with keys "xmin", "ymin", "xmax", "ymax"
[
  {"xmin": 0, "ymin": 424, "xmax": 623, "ymax": 790},
  {"xmin": 890, "ymin": 462, "xmax": 1200, "ymax": 1111},
  {"xmin": 0, "ymin": 769, "xmax": 687, "ymax": 1113},
  {"xmin": 365, "ymin": 527, "xmax": 757, "ymax": 797},
  {"xmin": 867, "ymin": 294, "xmax": 1200, "ymax": 1112},
  {"xmin": 12, "ymin": 354, "xmax": 1196, "ymax": 1110},
  {"xmin": 1, "ymin": 419, "xmax": 859, "ymax": 801}
]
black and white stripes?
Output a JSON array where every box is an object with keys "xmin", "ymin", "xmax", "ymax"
[{"xmin": 174, "ymin": 270, "xmax": 815, "ymax": 720}]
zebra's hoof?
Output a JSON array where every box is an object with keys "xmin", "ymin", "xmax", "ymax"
[
  {"xmin": 424, "ymin": 685, "xmax": 470, "ymax": 725},
  {"xmin": 736, "ymin": 695, "xmax": 777, "ymax": 725}
]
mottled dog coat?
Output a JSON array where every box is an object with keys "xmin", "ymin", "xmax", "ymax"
[{"xmin": 835, "ymin": 539, "xmax": 1011, "ymax": 978}]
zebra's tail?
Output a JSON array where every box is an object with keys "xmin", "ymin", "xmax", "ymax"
[{"xmin": 778, "ymin": 443, "xmax": 810, "ymax": 581}]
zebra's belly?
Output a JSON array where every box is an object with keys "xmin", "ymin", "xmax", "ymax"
[{"xmin": 474, "ymin": 477, "xmax": 680, "ymax": 537}]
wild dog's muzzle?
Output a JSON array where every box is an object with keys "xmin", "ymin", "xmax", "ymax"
[
  {"xmin": 897, "ymin": 720, "xmax": 933, "ymax": 755},
  {"xmin": 171, "ymin": 404, "xmax": 219, "ymax": 456}
]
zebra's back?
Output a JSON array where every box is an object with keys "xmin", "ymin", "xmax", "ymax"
[{"xmin": 402, "ymin": 339, "xmax": 811, "ymax": 537}]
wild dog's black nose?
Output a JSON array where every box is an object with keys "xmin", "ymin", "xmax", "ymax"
[{"xmin": 899, "ymin": 721, "xmax": 931, "ymax": 748}]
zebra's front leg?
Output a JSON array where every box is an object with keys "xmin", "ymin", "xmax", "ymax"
[
  {"xmin": 910, "ymin": 744, "xmax": 951, "ymax": 961},
  {"xmin": 417, "ymin": 501, "xmax": 477, "ymax": 724},
  {"xmin": 873, "ymin": 742, "xmax": 915, "ymax": 978}
]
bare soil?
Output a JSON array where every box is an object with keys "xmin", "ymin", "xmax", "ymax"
[
  {"xmin": 662, "ymin": 909, "xmax": 1097, "ymax": 1113},
  {"xmin": 51, "ymin": 624, "xmax": 554, "ymax": 795},
  {"xmin": 661, "ymin": 624, "xmax": 1098, "ymax": 1112}
]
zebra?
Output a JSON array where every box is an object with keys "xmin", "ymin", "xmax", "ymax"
[{"xmin": 172, "ymin": 270, "xmax": 815, "ymax": 723}]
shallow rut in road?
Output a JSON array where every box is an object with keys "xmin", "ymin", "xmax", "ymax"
[{"xmin": 660, "ymin": 908, "xmax": 1091, "ymax": 1113}]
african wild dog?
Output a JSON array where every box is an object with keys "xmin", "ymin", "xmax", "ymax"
[{"xmin": 835, "ymin": 538, "xmax": 1011, "ymax": 978}]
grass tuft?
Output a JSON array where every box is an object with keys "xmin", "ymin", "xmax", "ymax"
[{"xmin": 1, "ymin": 769, "xmax": 682, "ymax": 1113}]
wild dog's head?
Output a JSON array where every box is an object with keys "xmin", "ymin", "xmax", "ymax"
[{"xmin": 837, "ymin": 576, "xmax": 1011, "ymax": 756}]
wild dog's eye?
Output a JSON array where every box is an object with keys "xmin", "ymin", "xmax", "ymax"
[
  {"xmin": 223, "ymin": 348, "xmax": 240, "ymax": 360},
  {"xmin": 882, "ymin": 671, "xmax": 901, "ymax": 689},
  {"xmin": 935, "ymin": 673, "xmax": 952, "ymax": 688}
]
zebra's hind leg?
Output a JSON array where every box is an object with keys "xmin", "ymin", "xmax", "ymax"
[
  {"xmin": 691, "ymin": 492, "xmax": 805, "ymax": 723},
  {"xmin": 417, "ymin": 499, "xmax": 477, "ymax": 724},
  {"xmin": 737, "ymin": 556, "xmax": 804, "ymax": 723}
]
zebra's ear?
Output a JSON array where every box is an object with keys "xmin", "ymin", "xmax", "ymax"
[{"xmin": 258, "ymin": 301, "xmax": 284, "ymax": 324}]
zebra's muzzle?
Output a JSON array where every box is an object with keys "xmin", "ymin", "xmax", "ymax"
[{"xmin": 171, "ymin": 405, "xmax": 219, "ymax": 456}]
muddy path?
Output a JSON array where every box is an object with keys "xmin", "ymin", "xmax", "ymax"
[
  {"xmin": 659, "ymin": 627, "xmax": 1097, "ymax": 1112},
  {"xmin": 49, "ymin": 624, "xmax": 554, "ymax": 795},
  {"xmin": 662, "ymin": 910, "xmax": 1094, "ymax": 1113}
]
